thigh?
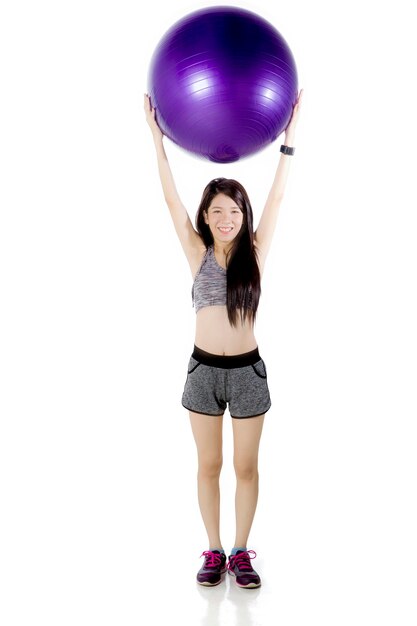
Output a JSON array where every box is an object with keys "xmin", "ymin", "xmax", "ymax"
[
  {"xmin": 182, "ymin": 359, "xmax": 227, "ymax": 416},
  {"xmin": 228, "ymin": 360, "xmax": 271, "ymax": 418},
  {"xmin": 232, "ymin": 414, "xmax": 265, "ymax": 467},
  {"xmin": 189, "ymin": 411, "xmax": 224, "ymax": 463}
]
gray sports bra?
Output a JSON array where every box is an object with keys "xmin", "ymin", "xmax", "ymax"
[{"xmin": 192, "ymin": 245, "xmax": 227, "ymax": 312}]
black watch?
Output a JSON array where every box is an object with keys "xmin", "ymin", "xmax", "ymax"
[{"xmin": 280, "ymin": 144, "xmax": 295, "ymax": 155}]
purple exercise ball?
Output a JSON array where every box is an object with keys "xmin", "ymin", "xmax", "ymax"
[{"xmin": 148, "ymin": 6, "xmax": 298, "ymax": 163}]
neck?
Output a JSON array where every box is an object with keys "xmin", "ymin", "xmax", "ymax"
[{"xmin": 213, "ymin": 241, "xmax": 233, "ymax": 256}]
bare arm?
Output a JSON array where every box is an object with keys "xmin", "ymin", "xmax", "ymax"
[
  {"xmin": 255, "ymin": 89, "xmax": 303, "ymax": 270},
  {"xmin": 144, "ymin": 94, "xmax": 204, "ymax": 269}
]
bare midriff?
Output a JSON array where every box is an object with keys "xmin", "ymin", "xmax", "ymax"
[{"xmin": 194, "ymin": 305, "xmax": 258, "ymax": 356}]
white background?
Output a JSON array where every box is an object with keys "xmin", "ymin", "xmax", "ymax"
[{"xmin": 1, "ymin": 1, "xmax": 416, "ymax": 624}]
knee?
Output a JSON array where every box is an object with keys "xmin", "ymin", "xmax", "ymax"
[
  {"xmin": 234, "ymin": 458, "xmax": 258, "ymax": 481},
  {"xmin": 198, "ymin": 455, "xmax": 223, "ymax": 479}
]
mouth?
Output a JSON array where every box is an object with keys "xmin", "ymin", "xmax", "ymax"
[{"xmin": 217, "ymin": 227, "xmax": 233, "ymax": 234}]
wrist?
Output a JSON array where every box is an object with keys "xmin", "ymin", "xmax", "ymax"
[
  {"xmin": 153, "ymin": 132, "xmax": 163, "ymax": 145},
  {"xmin": 284, "ymin": 131, "xmax": 295, "ymax": 146}
]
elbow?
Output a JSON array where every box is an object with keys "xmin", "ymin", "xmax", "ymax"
[
  {"xmin": 272, "ymin": 193, "xmax": 284, "ymax": 205},
  {"xmin": 267, "ymin": 190, "xmax": 284, "ymax": 206},
  {"xmin": 165, "ymin": 196, "xmax": 180, "ymax": 209}
]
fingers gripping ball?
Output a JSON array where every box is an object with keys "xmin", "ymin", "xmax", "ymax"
[{"xmin": 147, "ymin": 7, "xmax": 298, "ymax": 163}]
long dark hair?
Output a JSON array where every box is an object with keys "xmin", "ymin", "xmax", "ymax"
[{"xmin": 196, "ymin": 178, "xmax": 261, "ymax": 327}]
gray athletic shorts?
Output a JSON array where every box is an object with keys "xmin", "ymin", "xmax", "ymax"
[{"xmin": 182, "ymin": 345, "xmax": 271, "ymax": 419}]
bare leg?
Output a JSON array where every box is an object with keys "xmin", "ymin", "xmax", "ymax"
[
  {"xmin": 189, "ymin": 411, "xmax": 224, "ymax": 550},
  {"xmin": 232, "ymin": 414, "xmax": 265, "ymax": 548}
]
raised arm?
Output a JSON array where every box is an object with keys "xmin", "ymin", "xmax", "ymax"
[
  {"xmin": 144, "ymin": 94, "xmax": 204, "ymax": 270},
  {"xmin": 254, "ymin": 89, "xmax": 303, "ymax": 271}
]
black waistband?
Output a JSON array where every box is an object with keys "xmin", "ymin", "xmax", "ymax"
[{"xmin": 192, "ymin": 345, "xmax": 261, "ymax": 369}]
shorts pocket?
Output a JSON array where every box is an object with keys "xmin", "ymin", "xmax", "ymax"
[
  {"xmin": 187, "ymin": 357, "xmax": 201, "ymax": 375},
  {"xmin": 251, "ymin": 359, "xmax": 267, "ymax": 379}
]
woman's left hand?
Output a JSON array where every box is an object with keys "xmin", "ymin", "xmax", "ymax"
[{"xmin": 285, "ymin": 88, "xmax": 303, "ymax": 138}]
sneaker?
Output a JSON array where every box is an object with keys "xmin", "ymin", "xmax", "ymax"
[
  {"xmin": 227, "ymin": 549, "xmax": 261, "ymax": 588},
  {"xmin": 197, "ymin": 550, "xmax": 227, "ymax": 586}
]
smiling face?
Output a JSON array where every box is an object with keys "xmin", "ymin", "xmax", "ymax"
[{"xmin": 204, "ymin": 193, "xmax": 244, "ymax": 245}]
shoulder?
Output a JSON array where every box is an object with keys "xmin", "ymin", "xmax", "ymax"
[
  {"xmin": 254, "ymin": 240, "xmax": 265, "ymax": 278},
  {"xmin": 190, "ymin": 242, "xmax": 209, "ymax": 279}
]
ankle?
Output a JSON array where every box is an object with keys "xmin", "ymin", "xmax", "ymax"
[{"xmin": 209, "ymin": 546, "xmax": 225, "ymax": 553}]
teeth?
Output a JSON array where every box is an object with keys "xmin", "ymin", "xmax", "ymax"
[{"xmin": 219, "ymin": 227, "xmax": 232, "ymax": 232}]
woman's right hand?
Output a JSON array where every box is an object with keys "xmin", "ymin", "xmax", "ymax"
[{"xmin": 144, "ymin": 93, "xmax": 163, "ymax": 141}]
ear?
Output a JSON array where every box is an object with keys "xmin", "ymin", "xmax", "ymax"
[{"xmin": 203, "ymin": 210, "xmax": 209, "ymax": 225}]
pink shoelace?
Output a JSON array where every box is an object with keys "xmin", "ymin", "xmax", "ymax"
[
  {"xmin": 227, "ymin": 549, "xmax": 257, "ymax": 571},
  {"xmin": 200, "ymin": 550, "xmax": 224, "ymax": 568}
]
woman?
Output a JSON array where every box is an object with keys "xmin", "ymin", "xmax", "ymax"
[{"xmin": 144, "ymin": 89, "xmax": 303, "ymax": 588}]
